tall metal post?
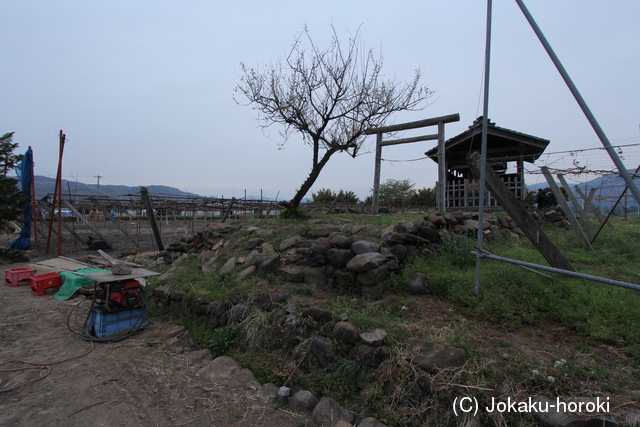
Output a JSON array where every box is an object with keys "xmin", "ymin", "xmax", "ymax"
[
  {"xmin": 515, "ymin": 0, "xmax": 640, "ymax": 206},
  {"xmin": 30, "ymin": 147, "xmax": 38, "ymax": 250},
  {"xmin": 474, "ymin": 0, "xmax": 493, "ymax": 297}
]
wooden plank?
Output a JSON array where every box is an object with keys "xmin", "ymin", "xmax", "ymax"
[
  {"xmin": 557, "ymin": 174, "xmax": 596, "ymax": 235},
  {"xmin": 61, "ymin": 199, "xmax": 112, "ymax": 247},
  {"xmin": 140, "ymin": 187, "xmax": 164, "ymax": 251},
  {"xmin": 365, "ymin": 113, "xmax": 460, "ymax": 134},
  {"xmin": 437, "ymin": 122, "xmax": 446, "ymax": 213},
  {"xmin": 380, "ymin": 133, "xmax": 438, "ymax": 146},
  {"xmin": 97, "ymin": 249, "xmax": 142, "ymax": 267},
  {"xmin": 89, "ymin": 197, "xmax": 141, "ymax": 248},
  {"xmin": 372, "ymin": 132, "xmax": 383, "ymax": 215},
  {"xmin": 467, "ymin": 152, "xmax": 574, "ymax": 271},
  {"xmin": 35, "ymin": 257, "xmax": 94, "ymax": 272},
  {"xmin": 75, "ymin": 268, "xmax": 160, "ymax": 283},
  {"xmin": 221, "ymin": 197, "xmax": 236, "ymax": 223},
  {"xmin": 540, "ymin": 167, "xmax": 592, "ymax": 251},
  {"xmin": 575, "ymin": 186, "xmax": 613, "ymax": 230}
]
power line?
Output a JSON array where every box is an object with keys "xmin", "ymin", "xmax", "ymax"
[
  {"xmin": 380, "ymin": 156, "xmax": 429, "ymax": 163},
  {"xmin": 540, "ymin": 142, "xmax": 640, "ymax": 156},
  {"xmin": 65, "ymin": 137, "xmax": 134, "ymax": 186}
]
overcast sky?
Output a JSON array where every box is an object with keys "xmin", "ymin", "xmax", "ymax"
[{"xmin": 2, "ymin": 1, "xmax": 639, "ymax": 200}]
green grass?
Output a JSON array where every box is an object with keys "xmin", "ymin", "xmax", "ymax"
[
  {"xmin": 396, "ymin": 217, "xmax": 640, "ymax": 355},
  {"xmin": 150, "ymin": 256, "xmax": 252, "ymax": 301},
  {"xmin": 289, "ymin": 284, "xmax": 314, "ymax": 296},
  {"xmin": 170, "ymin": 315, "xmax": 217, "ymax": 344}
]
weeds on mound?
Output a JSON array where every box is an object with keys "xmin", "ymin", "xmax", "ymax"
[{"xmin": 396, "ymin": 219, "xmax": 640, "ymax": 357}]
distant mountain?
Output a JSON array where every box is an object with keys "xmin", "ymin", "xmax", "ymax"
[
  {"xmin": 526, "ymin": 181, "xmax": 554, "ymax": 193},
  {"xmin": 526, "ymin": 169, "xmax": 639, "ymax": 208},
  {"xmin": 33, "ymin": 175, "xmax": 199, "ymax": 199},
  {"xmin": 575, "ymin": 169, "xmax": 639, "ymax": 209}
]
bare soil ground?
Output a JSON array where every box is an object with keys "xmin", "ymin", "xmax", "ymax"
[{"xmin": 0, "ymin": 219, "xmax": 313, "ymax": 427}]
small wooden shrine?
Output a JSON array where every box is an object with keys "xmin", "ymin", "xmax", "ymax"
[{"xmin": 425, "ymin": 117, "xmax": 550, "ymax": 210}]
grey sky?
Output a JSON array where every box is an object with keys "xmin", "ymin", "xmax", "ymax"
[{"xmin": 2, "ymin": 1, "xmax": 639, "ymax": 200}]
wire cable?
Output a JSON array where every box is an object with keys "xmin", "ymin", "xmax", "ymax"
[{"xmin": 0, "ymin": 342, "xmax": 94, "ymax": 393}]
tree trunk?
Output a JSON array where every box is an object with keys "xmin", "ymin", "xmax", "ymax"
[{"xmin": 287, "ymin": 148, "xmax": 337, "ymax": 215}]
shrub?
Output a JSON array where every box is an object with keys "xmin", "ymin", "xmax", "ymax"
[
  {"xmin": 335, "ymin": 190, "xmax": 359, "ymax": 203},
  {"xmin": 408, "ymin": 186, "xmax": 436, "ymax": 206},
  {"xmin": 206, "ymin": 326, "xmax": 237, "ymax": 357},
  {"xmin": 280, "ymin": 206, "xmax": 311, "ymax": 219},
  {"xmin": 312, "ymin": 188, "xmax": 335, "ymax": 203},
  {"xmin": 378, "ymin": 178, "xmax": 414, "ymax": 206},
  {"xmin": 312, "ymin": 188, "xmax": 360, "ymax": 203}
]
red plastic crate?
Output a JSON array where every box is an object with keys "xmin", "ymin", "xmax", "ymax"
[
  {"xmin": 30, "ymin": 273, "xmax": 62, "ymax": 296},
  {"xmin": 5, "ymin": 267, "xmax": 36, "ymax": 287}
]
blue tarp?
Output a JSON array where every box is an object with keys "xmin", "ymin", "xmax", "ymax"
[{"xmin": 10, "ymin": 148, "xmax": 33, "ymax": 250}]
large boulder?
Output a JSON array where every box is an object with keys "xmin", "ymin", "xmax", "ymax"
[
  {"xmin": 387, "ymin": 244, "xmax": 408, "ymax": 262},
  {"xmin": 333, "ymin": 321, "xmax": 360, "ymax": 344},
  {"xmin": 218, "ymin": 257, "xmax": 237, "ymax": 274},
  {"xmin": 256, "ymin": 253, "xmax": 281, "ymax": 277},
  {"xmin": 280, "ymin": 235, "xmax": 303, "ymax": 251},
  {"xmin": 244, "ymin": 237, "xmax": 264, "ymax": 250},
  {"xmin": 311, "ymin": 237, "xmax": 333, "ymax": 254},
  {"xmin": 302, "ymin": 307, "xmax": 333, "ymax": 323},
  {"xmin": 356, "ymin": 265, "xmax": 388, "ymax": 286},
  {"xmin": 407, "ymin": 272, "xmax": 428, "ymax": 295},
  {"xmin": 197, "ymin": 356, "xmax": 260, "ymax": 389},
  {"xmin": 312, "ymin": 397, "xmax": 356, "ymax": 427},
  {"xmin": 346, "ymin": 252, "xmax": 387, "ymax": 272},
  {"xmin": 340, "ymin": 224, "xmax": 366, "ymax": 235},
  {"xmin": 416, "ymin": 221, "xmax": 441, "ymax": 243},
  {"xmin": 289, "ymin": 390, "xmax": 319, "ymax": 414},
  {"xmin": 407, "ymin": 339, "xmax": 468, "ymax": 372},
  {"xmin": 352, "ymin": 345, "xmax": 390, "ymax": 367},
  {"xmin": 393, "ymin": 220, "xmax": 417, "ymax": 235},
  {"xmin": 351, "ymin": 240, "xmax": 380, "ymax": 254},
  {"xmin": 309, "ymin": 336, "xmax": 336, "ymax": 368},
  {"xmin": 360, "ymin": 328, "xmax": 387, "ymax": 347},
  {"xmin": 277, "ymin": 264, "xmax": 305, "ymax": 282},
  {"xmin": 427, "ymin": 214, "xmax": 447, "ymax": 228},
  {"xmin": 327, "ymin": 248, "xmax": 355, "ymax": 268},
  {"xmin": 330, "ymin": 234, "xmax": 352, "ymax": 249}
]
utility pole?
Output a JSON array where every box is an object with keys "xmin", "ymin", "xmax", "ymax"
[{"xmin": 95, "ymin": 175, "xmax": 102, "ymax": 196}]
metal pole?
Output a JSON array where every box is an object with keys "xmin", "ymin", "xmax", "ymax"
[
  {"xmin": 474, "ymin": 0, "xmax": 493, "ymax": 297},
  {"xmin": 30, "ymin": 147, "xmax": 38, "ymax": 250},
  {"xmin": 514, "ymin": 0, "xmax": 640, "ymax": 207},
  {"xmin": 590, "ymin": 164, "xmax": 640, "ymax": 244},
  {"xmin": 472, "ymin": 250, "xmax": 640, "ymax": 292}
]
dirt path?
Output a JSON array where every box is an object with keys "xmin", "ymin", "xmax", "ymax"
[{"xmin": 0, "ymin": 262, "xmax": 313, "ymax": 427}]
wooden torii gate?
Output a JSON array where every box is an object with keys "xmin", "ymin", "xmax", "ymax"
[{"xmin": 365, "ymin": 113, "xmax": 460, "ymax": 215}]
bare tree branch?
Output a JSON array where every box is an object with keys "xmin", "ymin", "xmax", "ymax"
[{"xmin": 234, "ymin": 25, "xmax": 434, "ymax": 215}]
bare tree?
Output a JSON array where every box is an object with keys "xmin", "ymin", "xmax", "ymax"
[{"xmin": 235, "ymin": 25, "xmax": 433, "ymax": 216}]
